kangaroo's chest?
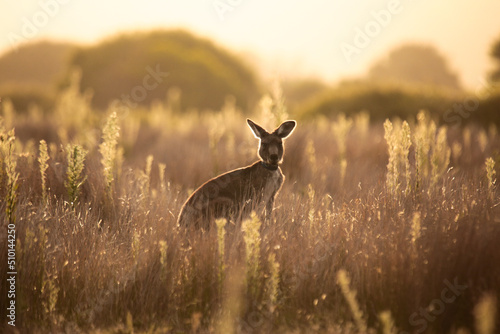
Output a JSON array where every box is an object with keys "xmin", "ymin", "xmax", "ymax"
[{"xmin": 261, "ymin": 169, "xmax": 283, "ymax": 202}]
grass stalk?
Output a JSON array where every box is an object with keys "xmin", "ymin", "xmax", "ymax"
[
  {"xmin": 337, "ymin": 269, "xmax": 367, "ymax": 333},
  {"xmin": 485, "ymin": 157, "xmax": 496, "ymax": 200},
  {"xmin": 65, "ymin": 143, "xmax": 87, "ymax": 206},
  {"xmin": 242, "ymin": 211, "xmax": 262, "ymax": 299},
  {"xmin": 4, "ymin": 129, "xmax": 19, "ymax": 224},
  {"xmin": 38, "ymin": 139, "xmax": 50, "ymax": 203},
  {"xmin": 99, "ymin": 111, "xmax": 120, "ymax": 199}
]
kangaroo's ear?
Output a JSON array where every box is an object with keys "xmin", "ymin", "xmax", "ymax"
[
  {"xmin": 247, "ymin": 119, "xmax": 268, "ymax": 139},
  {"xmin": 275, "ymin": 120, "xmax": 296, "ymax": 138}
]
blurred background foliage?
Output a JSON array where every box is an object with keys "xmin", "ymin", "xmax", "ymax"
[
  {"xmin": 295, "ymin": 80, "xmax": 459, "ymax": 122},
  {"xmin": 0, "ymin": 29, "xmax": 499, "ymax": 126},
  {"xmin": 0, "ymin": 41, "xmax": 76, "ymax": 111},
  {"xmin": 66, "ymin": 30, "xmax": 261, "ymax": 111},
  {"xmin": 367, "ymin": 44, "xmax": 462, "ymax": 91}
]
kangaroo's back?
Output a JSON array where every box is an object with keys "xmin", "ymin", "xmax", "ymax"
[{"xmin": 178, "ymin": 119, "xmax": 296, "ymax": 230}]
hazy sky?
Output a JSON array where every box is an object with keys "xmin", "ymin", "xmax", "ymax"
[{"xmin": 2, "ymin": 0, "xmax": 500, "ymax": 88}]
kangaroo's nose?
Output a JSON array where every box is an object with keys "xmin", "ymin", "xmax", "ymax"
[{"xmin": 270, "ymin": 154, "xmax": 278, "ymax": 162}]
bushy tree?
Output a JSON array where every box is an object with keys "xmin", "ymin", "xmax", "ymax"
[
  {"xmin": 368, "ymin": 44, "xmax": 462, "ymax": 91},
  {"xmin": 0, "ymin": 41, "xmax": 76, "ymax": 111},
  {"xmin": 0, "ymin": 41, "xmax": 75, "ymax": 90},
  {"xmin": 296, "ymin": 81, "xmax": 456, "ymax": 121},
  {"xmin": 67, "ymin": 30, "xmax": 260, "ymax": 111},
  {"xmin": 490, "ymin": 34, "xmax": 500, "ymax": 82}
]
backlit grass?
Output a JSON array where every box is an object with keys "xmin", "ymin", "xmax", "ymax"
[{"xmin": 0, "ymin": 87, "xmax": 499, "ymax": 333}]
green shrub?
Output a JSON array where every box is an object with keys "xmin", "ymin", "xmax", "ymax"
[
  {"xmin": 66, "ymin": 29, "xmax": 261, "ymax": 111},
  {"xmin": 0, "ymin": 41, "xmax": 75, "ymax": 112},
  {"xmin": 296, "ymin": 81, "xmax": 459, "ymax": 122}
]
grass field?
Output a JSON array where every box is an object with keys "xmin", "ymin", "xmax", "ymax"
[{"xmin": 0, "ymin": 85, "xmax": 499, "ymax": 333}]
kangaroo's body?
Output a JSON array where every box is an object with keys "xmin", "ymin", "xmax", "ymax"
[{"xmin": 178, "ymin": 119, "xmax": 296, "ymax": 229}]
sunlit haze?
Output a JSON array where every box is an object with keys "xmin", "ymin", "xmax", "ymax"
[
  {"xmin": 2, "ymin": 0, "xmax": 500, "ymax": 88},
  {"xmin": 4, "ymin": 2, "xmax": 500, "ymax": 332}
]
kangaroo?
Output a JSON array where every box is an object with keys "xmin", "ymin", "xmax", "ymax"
[{"xmin": 177, "ymin": 119, "xmax": 296, "ymax": 230}]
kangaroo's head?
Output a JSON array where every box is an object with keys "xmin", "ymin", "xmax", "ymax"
[{"xmin": 247, "ymin": 119, "xmax": 296, "ymax": 168}]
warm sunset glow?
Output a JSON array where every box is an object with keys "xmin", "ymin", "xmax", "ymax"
[
  {"xmin": 2, "ymin": 0, "xmax": 500, "ymax": 87},
  {"xmin": 3, "ymin": 2, "xmax": 500, "ymax": 333}
]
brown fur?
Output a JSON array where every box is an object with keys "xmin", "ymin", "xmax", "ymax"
[{"xmin": 178, "ymin": 119, "xmax": 296, "ymax": 229}]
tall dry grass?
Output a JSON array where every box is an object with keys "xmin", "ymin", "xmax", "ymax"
[{"xmin": 0, "ymin": 87, "xmax": 499, "ymax": 333}]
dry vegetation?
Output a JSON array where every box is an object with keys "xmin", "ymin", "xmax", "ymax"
[{"xmin": 0, "ymin": 81, "xmax": 499, "ymax": 334}]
